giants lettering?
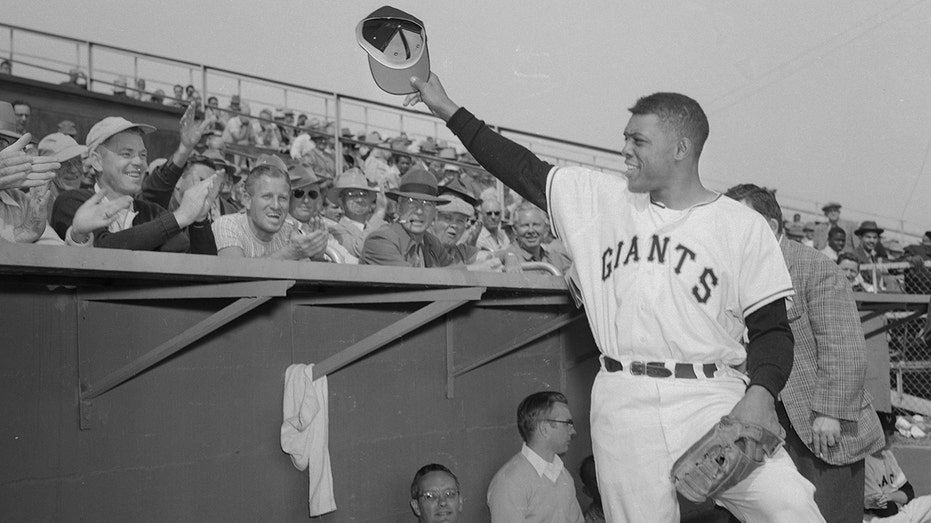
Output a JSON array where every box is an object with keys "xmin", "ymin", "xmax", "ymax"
[{"xmin": 600, "ymin": 234, "xmax": 718, "ymax": 304}]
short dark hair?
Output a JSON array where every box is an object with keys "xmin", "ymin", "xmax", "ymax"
[
  {"xmin": 724, "ymin": 183, "xmax": 783, "ymax": 235},
  {"xmin": 410, "ymin": 463, "xmax": 459, "ymax": 499},
  {"xmin": 629, "ymin": 92, "xmax": 709, "ymax": 157},
  {"xmin": 517, "ymin": 391, "xmax": 568, "ymax": 442},
  {"xmin": 244, "ymin": 164, "xmax": 289, "ymax": 195},
  {"xmin": 828, "ymin": 227, "xmax": 846, "ymax": 239},
  {"xmin": 836, "ymin": 252, "xmax": 860, "ymax": 266}
]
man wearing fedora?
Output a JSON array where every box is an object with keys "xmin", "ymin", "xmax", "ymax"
[
  {"xmin": 285, "ymin": 164, "xmax": 356, "ymax": 263},
  {"xmin": 850, "ymin": 221, "xmax": 901, "ymax": 292},
  {"xmin": 361, "ymin": 167, "xmax": 464, "ymax": 268},
  {"xmin": 327, "ymin": 167, "xmax": 387, "ymax": 257},
  {"xmin": 813, "ymin": 202, "xmax": 857, "ymax": 252}
]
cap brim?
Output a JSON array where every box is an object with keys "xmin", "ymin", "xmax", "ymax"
[
  {"xmin": 387, "ymin": 188, "xmax": 449, "ymax": 204},
  {"xmin": 50, "ymin": 144, "xmax": 87, "ymax": 162},
  {"xmin": 367, "ymin": 46, "xmax": 429, "ymax": 95}
]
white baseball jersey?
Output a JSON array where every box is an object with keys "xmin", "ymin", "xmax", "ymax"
[{"xmin": 546, "ymin": 166, "xmax": 794, "ymax": 366}]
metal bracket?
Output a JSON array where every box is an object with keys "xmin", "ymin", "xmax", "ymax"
[
  {"xmin": 77, "ymin": 280, "xmax": 294, "ymax": 429},
  {"xmin": 447, "ymin": 311, "xmax": 585, "ymax": 398},
  {"xmin": 310, "ymin": 287, "xmax": 484, "ymax": 380}
]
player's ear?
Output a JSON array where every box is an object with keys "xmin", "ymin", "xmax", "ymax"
[
  {"xmin": 674, "ymin": 137, "xmax": 691, "ymax": 160},
  {"xmin": 410, "ymin": 499, "xmax": 422, "ymax": 517}
]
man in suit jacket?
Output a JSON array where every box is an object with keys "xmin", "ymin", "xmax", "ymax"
[{"xmin": 727, "ymin": 184, "xmax": 884, "ymax": 523}]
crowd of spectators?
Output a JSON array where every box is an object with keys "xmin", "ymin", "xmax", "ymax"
[
  {"xmin": 2, "ymin": 65, "xmax": 929, "ymax": 287},
  {"xmin": 780, "ymin": 201, "xmax": 931, "ymax": 294},
  {"xmin": 0, "ymin": 84, "xmax": 573, "ymax": 276}
]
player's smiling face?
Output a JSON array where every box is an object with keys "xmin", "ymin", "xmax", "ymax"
[{"xmin": 621, "ymin": 113, "xmax": 678, "ymax": 194}]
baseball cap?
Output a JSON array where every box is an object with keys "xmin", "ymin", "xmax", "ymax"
[
  {"xmin": 356, "ymin": 6, "xmax": 429, "ymax": 95},
  {"xmin": 37, "ymin": 133, "xmax": 87, "ymax": 162},
  {"xmin": 437, "ymin": 195, "xmax": 474, "ymax": 218},
  {"xmin": 288, "ymin": 164, "xmax": 322, "ymax": 190},
  {"xmin": 85, "ymin": 116, "xmax": 156, "ymax": 153},
  {"xmin": 253, "ymin": 153, "xmax": 289, "ymax": 175}
]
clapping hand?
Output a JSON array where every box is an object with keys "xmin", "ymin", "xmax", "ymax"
[
  {"xmin": 71, "ymin": 192, "xmax": 134, "ymax": 240},
  {"xmin": 178, "ymin": 102, "xmax": 217, "ymax": 150},
  {"xmin": 0, "ymin": 134, "xmax": 59, "ymax": 191},
  {"xmin": 12, "ymin": 184, "xmax": 51, "ymax": 243},
  {"xmin": 289, "ymin": 227, "xmax": 328, "ymax": 259},
  {"xmin": 174, "ymin": 174, "xmax": 218, "ymax": 227}
]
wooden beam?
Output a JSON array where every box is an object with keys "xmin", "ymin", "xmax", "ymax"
[
  {"xmin": 312, "ymin": 298, "xmax": 477, "ymax": 380},
  {"xmin": 80, "ymin": 296, "xmax": 272, "ymax": 401},
  {"xmin": 476, "ymin": 295, "xmax": 572, "ymax": 307},
  {"xmin": 292, "ymin": 286, "xmax": 484, "ymax": 305},
  {"xmin": 452, "ymin": 312, "xmax": 585, "ymax": 378},
  {"xmin": 79, "ymin": 280, "xmax": 295, "ymax": 301},
  {"xmin": 864, "ymin": 309, "xmax": 926, "ymax": 340}
]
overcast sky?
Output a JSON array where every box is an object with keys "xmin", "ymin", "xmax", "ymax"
[{"xmin": 7, "ymin": 0, "xmax": 931, "ymax": 236}]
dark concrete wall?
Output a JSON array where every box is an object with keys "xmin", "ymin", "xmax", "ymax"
[
  {"xmin": 0, "ymin": 75, "xmax": 184, "ymax": 160},
  {"xmin": 0, "ymin": 281, "xmax": 598, "ymax": 522}
]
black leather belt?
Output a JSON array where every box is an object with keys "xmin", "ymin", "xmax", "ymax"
[{"xmin": 603, "ymin": 357, "xmax": 717, "ymax": 379}]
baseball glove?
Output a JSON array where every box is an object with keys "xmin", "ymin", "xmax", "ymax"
[{"xmin": 671, "ymin": 415, "xmax": 784, "ymax": 503}]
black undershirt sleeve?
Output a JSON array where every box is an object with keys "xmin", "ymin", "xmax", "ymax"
[
  {"xmin": 447, "ymin": 107, "xmax": 554, "ymax": 211},
  {"xmin": 744, "ymin": 299, "xmax": 794, "ymax": 399}
]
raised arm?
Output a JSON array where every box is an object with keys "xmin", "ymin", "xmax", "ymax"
[{"xmin": 405, "ymin": 75, "xmax": 554, "ymax": 210}]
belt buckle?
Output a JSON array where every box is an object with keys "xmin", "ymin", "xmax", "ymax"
[{"xmin": 630, "ymin": 361, "xmax": 646, "ymax": 375}]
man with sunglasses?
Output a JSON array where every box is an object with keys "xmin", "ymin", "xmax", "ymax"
[
  {"xmin": 476, "ymin": 197, "xmax": 510, "ymax": 252},
  {"xmin": 327, "ymin": 168, "xmax": 387, "ymax": 257},
  {"xmin": 410, "ymin": 463, "xmax": 464, "ymax": 523},
  {"xmin": 285, "ymin": 164, "xmax": 355, "ymax": 263},
  {"xmin": 487, "ymin": 391, "xmax": 583, "ymax": 523}
]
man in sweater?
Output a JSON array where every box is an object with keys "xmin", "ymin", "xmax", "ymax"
[{"xmin": 486, "ymin": 391, "xmax": 583, "ymax": 523}]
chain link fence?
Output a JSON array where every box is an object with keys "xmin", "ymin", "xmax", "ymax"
[{"xmin": 861, "ymin": 261, "xmax": 931, "ymax": 418}]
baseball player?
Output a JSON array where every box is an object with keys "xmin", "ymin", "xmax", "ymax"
[{"xmin": 404, "ymin": 74, "xmax": 825, "ymax": 522}]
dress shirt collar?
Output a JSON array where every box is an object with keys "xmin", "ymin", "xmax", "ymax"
[{"xmin": 521, "ymin": 443, "xmax": 564, "ymax": 483}]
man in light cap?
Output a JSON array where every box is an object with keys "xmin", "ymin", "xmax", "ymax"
[
  {"xmin": 37, "ymin": 132, "xmax": 87, "ymax": 220},
  {"xmin": 212, "ymin": 161, "xmax": 328, "ymax": 260},
  {"xmin": 327, "ymin": 167, "xmax": 387, "ymax": 257},
  {"xmin": 52, "ymin": 113, "xmax": 216, "ymax": 252},
  {"xmin": 285, "ymin": 164, "xmax": 355, "ymax": 263}
]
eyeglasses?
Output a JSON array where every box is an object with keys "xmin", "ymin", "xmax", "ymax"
[
  {"xmin": 399, "ymin": 196, "xmax": 436, "ymax": 211},
  {"xmin": 343, "ymin": 189, "xmax": 372, "ymax": 199},
  {"xmin": 418, "ymin": 489, "xmax": 459, "ymax": 503},
  {"xmin": 292, "ymin": 188, "xmax": 320, "ymax": 200},
  {"xmin": 544, "ymin": 419, "xmax": 574, "ymax": 427}
]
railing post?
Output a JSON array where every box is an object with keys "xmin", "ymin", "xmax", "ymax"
[
  {"xmin": 334, "ymin": 93, "xmax": 343, "ymax": 175},
  {"xmin": 87, "ymin": 42, "xmax": 94, "ymax": 91},
  {"xmin": 201, "ymin": 65, "xmax": 207, "ymax": 100}
]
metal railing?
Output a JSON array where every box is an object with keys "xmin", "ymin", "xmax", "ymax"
[{"xmin": 0, "ymin": 21, "xmax": 924, "ymax": 241}]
